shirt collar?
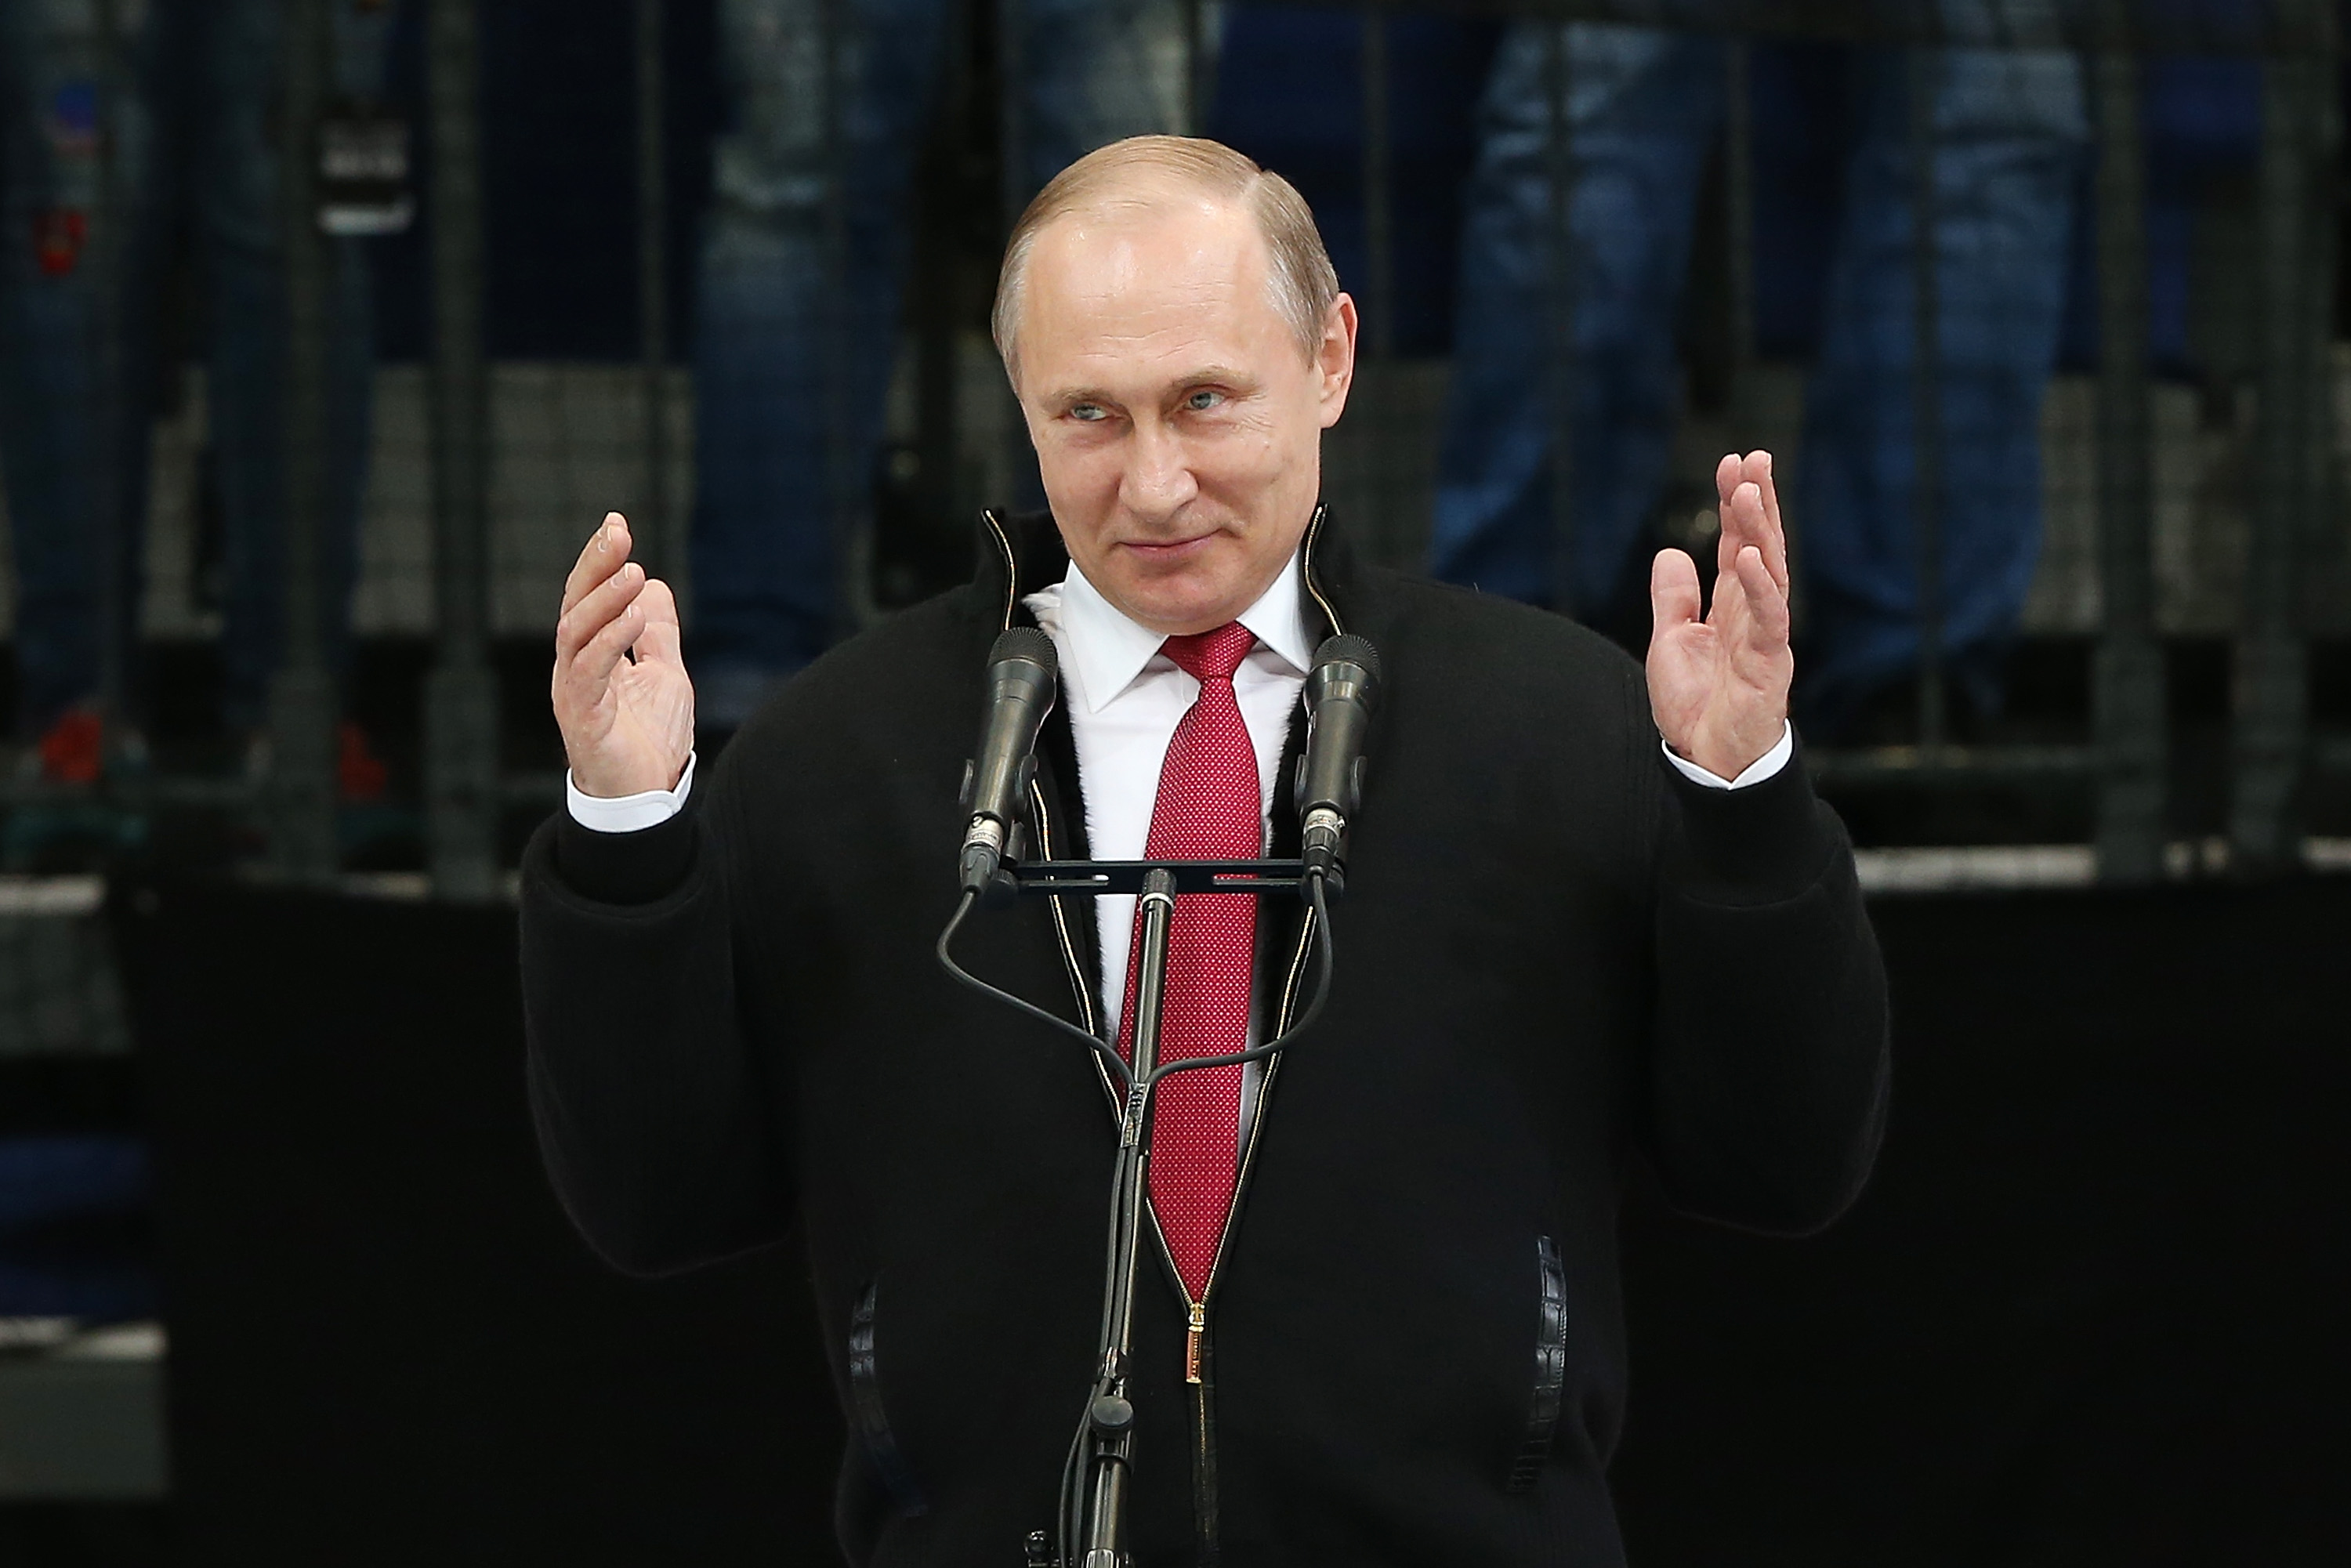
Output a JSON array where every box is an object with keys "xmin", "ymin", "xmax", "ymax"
[{"xmin": 1056, "ymin": 550, "xmax": 1315, "ymax": 715}]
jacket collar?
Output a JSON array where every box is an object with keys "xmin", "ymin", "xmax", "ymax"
[{"xmin": 974, "ymin": 503, "xmax": 1353, "ymax": 646}]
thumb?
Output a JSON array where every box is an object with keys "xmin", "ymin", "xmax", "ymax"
[
  {"xmin": 633, "ymin": 578, "xmax": 686, "ymax": 669},
  {"xmin": 1649, "ymin": 548, "xmax": 1701, "ymax": 640}
]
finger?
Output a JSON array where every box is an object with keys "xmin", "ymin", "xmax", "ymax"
[
  {"xmin": 1714, "ymin": 452, "xmax": 1741, "ymax": 507},
  {"xmin": 1741, "ymin": 451, "xmax": 1790, "ymax": 592},
  {"xmin": 554, "ymin": 560, "xmax": 647, "ymax": 668},
  {"xmin": 632, "ymin": 578, "xmax": 684, "ymax": 669},
  {"xmin": 563, "ymin": 594, "xmax": 649, "ymax": 703},
  {"xmin": 1720, "ymin": 480, "xmax": 1767, "ymax": 584},
  {"xmin": 560, "ymin": 512, "xmax": 634, "ymax": 620},
  {"xmin": 1733, "ymin": 543, "xmax": 1791, "ymax": 651},
  {"xmin": 1650, "ymin": 547, "xmax": 1702, "ymax": 638},
  {"xmin": 1711, "ymin": 454, "xmax": 1743, "ymax": 576}
]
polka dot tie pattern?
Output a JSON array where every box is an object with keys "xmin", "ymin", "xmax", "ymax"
[{"xmin": 1117, "ymin": 621, "xmax": 1261, "ymax": 1304}]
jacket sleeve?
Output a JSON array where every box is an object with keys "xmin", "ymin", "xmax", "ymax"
[
  {"xmin": 516, "ymin": 755, "xmax": 794, "ymax": 1276},
  {"xmin": 1639, "ymin": 720, "xmax": 1891, "ymax": 1236}
]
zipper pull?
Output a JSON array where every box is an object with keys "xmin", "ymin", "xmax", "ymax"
[{"xmin": 1185, "ymin": 1302, "xmax": 1207, "ymax": 1385}]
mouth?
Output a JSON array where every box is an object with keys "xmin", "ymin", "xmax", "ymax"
[{"xmin": 1117, "ymin": 533, "xmax": 1219, "ymax": 564}]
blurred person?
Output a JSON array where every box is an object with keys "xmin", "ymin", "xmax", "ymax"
[
  {"xmin": 1430, "ymin": 9, "xmax": 2086, "ymax": 732},
  {"xmin": 524, "ymin": 136, "xmax": 1886, "ymax": 1560},
  {"xmin": 0, "ymin": 0, "xmax": 108, "ymax": 781},
  {"xmin": 105, "ymin": 0, "xmax": 399, "ymax": 793},
  {"xmin": 689, "ymin": 0, "xmax": 1197, "ymax": 733}
]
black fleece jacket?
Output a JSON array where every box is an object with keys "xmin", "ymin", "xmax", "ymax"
[{"xmin": 517, "ymin": 508, "xmax": 1890, "ymax": 1567}]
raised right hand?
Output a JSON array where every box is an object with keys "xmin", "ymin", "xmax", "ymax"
[{"xmin": 552, "ymin": 512, "xmax": 694, "ymax": 798}]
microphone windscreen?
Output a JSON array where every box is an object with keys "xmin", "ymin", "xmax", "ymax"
[
  {"xmin": 989, "ymin": 626, "xmax": 1058, "ymax": 675},
  {"xmin": 1311, "ymin": 634, "xmax": 1382, "ymax": 704}
]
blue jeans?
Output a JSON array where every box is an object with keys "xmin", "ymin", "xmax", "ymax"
[
  {"xmin": 0, "ymin": 0, "xmax": 104, "ymax": 734},
  {"xmin": 110, "ymin": 0, "xmax": 396, "ymax": 730},
  {"xmin": 691, "ymin": 0, "xmax": 1190, "ymax": 724},
  {"xmin": 1430, "ymin": 20, "xmax": 2085, "ymax": 723}
]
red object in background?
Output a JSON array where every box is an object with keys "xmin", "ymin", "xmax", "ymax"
[
  {"xmin": 338, "ymin": 722, "xmax": 388, "ymax": 803},
  {"xmin": 38, "ymin": 708, "xmax": 104, "ymax": 784},
  {"xmin": 34, "ymin": 209, "xmax": 88, "ymax": 277}
]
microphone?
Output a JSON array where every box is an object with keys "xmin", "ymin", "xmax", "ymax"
[
  {"xmin": 959, "ymin": 628, "xmax": 1059, "ymax": 896},
  {"xmin": 1294, "ymin": 634, "xmax": 1382, "ymax": 885}
]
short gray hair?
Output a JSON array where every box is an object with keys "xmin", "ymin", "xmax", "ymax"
[{"xmin": 991, "ymin": 136, "xmax": 1340, "ymax": 382}]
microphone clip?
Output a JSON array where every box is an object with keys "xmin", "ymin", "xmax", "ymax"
[
  {"xmin": 1297, "ymin": 799, "xmax": 1350, "ymax": 900},
  {"xmin": 958, "ymin": 753, "xmax": 1036, "ymax": 907}
]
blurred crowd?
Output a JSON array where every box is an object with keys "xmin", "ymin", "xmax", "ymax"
[{"xmin": 0, "ymin": 1, "xmax": 2277, "ymax": 781}]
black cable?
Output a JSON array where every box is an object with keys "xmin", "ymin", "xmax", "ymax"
[
  {"xmin": 936, "ymin": 888, "xmax": 1133, "ymax": 1086},
  {"xmin": 936, "ymin": 868, "xmax": 1339, "ymax": 1091}
]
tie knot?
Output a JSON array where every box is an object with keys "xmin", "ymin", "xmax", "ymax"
[{"xmin": 1161, "ymin": 622, "xmax": 1256, "ymax": 685}]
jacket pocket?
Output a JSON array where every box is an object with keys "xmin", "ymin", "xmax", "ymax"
[
  {"xmin": 848, "ymin": 1280, "xmax": 928, "ymax": 1516},
  {"xmin": 1506, "ymin": 1235, "xmax": 1570, "ymax": 1494}
]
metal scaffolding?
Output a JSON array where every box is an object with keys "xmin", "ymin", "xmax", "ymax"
[
  {"xmin": 267, "ymin": 0, "xmax": 340, "ymax": 885},
  {"xmin": 423, "ymin": 0, "xmax": 498, "ymax": 900}
]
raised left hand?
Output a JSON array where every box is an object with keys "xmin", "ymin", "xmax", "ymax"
[{"xmin": 1646, "ymin": 450, "xmax": 1794, "ymax": 780}]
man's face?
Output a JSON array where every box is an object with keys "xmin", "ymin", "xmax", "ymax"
[{"xmin": 1010, "ymin": 195, "xmax": 1356, "ymax": 636}]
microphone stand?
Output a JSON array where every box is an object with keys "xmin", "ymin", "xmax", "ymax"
[
  {"xmin": 1070, "ymin": 866, "xmax": 1171, "ymax": 1567},
  {"xmin": 987, "ymin": 856, "xmax": 1319, "ymax": 1568}
]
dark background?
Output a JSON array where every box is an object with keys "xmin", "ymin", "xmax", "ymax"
[{"xmin": 88, "ymin": 871, "xmax": 2342, "ymax": 1566}]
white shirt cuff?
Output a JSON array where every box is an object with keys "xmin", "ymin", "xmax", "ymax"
[
  {"xmin": 565, "ymin": 751, "xmax": 697, "ymax": 832},
  {"xmin": 1661, "ymin": 720, "xmax": 1794, "ymax": 791}
]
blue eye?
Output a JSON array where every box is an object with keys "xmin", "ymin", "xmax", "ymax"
[
  {"xmin": 1185, "ymin": 389, "xmax": 1223, "ymax": 411},
  {"xmin": 1070, "ymin": 403, "xmax": 1107, "ymax": 422}
]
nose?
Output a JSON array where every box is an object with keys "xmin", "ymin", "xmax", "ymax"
[{"xmin": 1118, "ymin": 417, "xmax": 1198, "ymax": 524}]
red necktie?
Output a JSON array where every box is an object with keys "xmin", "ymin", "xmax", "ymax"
[{"xmin": 1117, "ymin": 621, "xmax": 1260, "ymax": 1303}]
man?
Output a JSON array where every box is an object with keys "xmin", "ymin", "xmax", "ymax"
[{"xmin": 525, "ymin": 137, "xmax": 1887, "ymax": 1565}]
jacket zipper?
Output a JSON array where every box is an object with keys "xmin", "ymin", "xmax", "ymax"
[
  {"xmin": 981, "ymin": 508, "xmax": 1020, "ymax": 636},
  {"xmin": 986, "ymin": 510, "xmax": 1102, "ymax": 1044},
  {"xmin": 1181, "ymin": 894, "xmax": 1320, "ymax": 1561},
  {"xmin": 992, "ymin": 505, "xmax": 1340, "ymax": 1563}
]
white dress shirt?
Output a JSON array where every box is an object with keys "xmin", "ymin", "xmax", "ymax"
[{"xmin": 566, "ymin": 748, "xmax": 700, "ymax": 833}]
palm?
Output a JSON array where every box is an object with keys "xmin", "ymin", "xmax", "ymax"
[{"xmin": 1645, "ymin": 452, "xmax": 1794, "ymax": 780}]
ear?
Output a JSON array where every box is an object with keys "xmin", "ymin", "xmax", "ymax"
[{"xmin": 1316, "ymin": 294, "xmax": 1358, "ymax": 431}]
